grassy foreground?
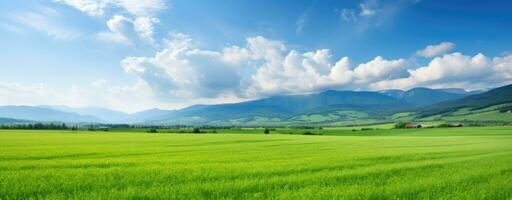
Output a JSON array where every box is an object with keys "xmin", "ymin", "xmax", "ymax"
[{"xmin": 1, "ymin": 127, "xmax": 512, "ymax": 199}]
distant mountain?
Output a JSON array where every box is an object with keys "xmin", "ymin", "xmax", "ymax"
[
  {"xmin": 41, "ymin": 106, "xmax": 129, "ymax": 122},
  {"xmin": 150, "ymin": 90, "xmax": 410, "ymax": 124},
  {"xmin": 400, "ymin": 88, "xmax": 467, "ymax": 107},
  {"xmin": 418, "ymin": 84, "xmax": 512, "ymax": 117},
  {"xmin": 0, "ymin": 106, "xmax": 104, "ymax": 123},
  {"xmin": 380, "ymin": 87, "xmax": 468, "ymax": 107},
  {"xmin": 123, "ymin": 108, "xmax": 176, "ymax": 123},
  {"xmin": 0, "ymin": 85, "xmax": 507, "ymax": 125},
  {"xmin": 437, "ymin": 88, "xmax": 483, "ymax": 95},
  {"xmin": 0, "ymin": 117, "xmax": 31, "ymax": 125},
  {"xmin": 379, "ymin": 89, "xmax": 405, "ymax": 99}
]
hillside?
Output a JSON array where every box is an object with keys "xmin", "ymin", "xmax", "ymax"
[
  {"xmin": 380, "ymin": 87, "xmax": 468, "ymax": 107},
  {"xmin": 418, "ymin": 84, "xmax": 512, "ymax": 117},
  {"xmin": 123, "ymin": 108, "xmax": 177, "ymax": 123},
  {"xmin": 0, "ymin": 85, "xmax": 508, "ymax": 125},
  {"xmin": 148, "ymin": 90, "xmax": 410, "ymax": 124},
  {"xmin": 41, "ymin": 106, "xmax": 129, "ymax": 122}
]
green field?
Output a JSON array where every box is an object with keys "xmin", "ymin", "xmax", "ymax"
[{"xmin": 1, "ymin": 127, "xmax": 512, "ymax": 199}]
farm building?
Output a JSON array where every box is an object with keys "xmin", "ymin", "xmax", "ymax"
[
  {"xmin": 404, "ymin": 124, "xmax": 422, "ymax": 128},
  {"xmin": 451, "ymin": 123, "xmax": 464, "ymax": 127}
]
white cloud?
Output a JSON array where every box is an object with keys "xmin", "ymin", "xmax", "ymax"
[
  {"xmin": 97, "ymin": 14, "xmax": 159, "ymax": 45},
  {"xmin": 13, "ymin": 7, "xmax": 80, "ymax": 40},
  {"xmin": 340, "ymin": 0, "xmax": 419, "ymax": 33},
  {"xmin": 122, "ymin": 34, "xmax": 418, "ymax": 99},
  {"xmin": 359, "ymin": 0, "xmax": 378, "ymax": 17},
  {"xmin": 97, "ymin": 15, "xmax": 157, "ymax": 45},
  {"xmin": 0, "ymin": 23, "xmax": 24, "ymax": 34},
  {"xmin": 122, "ymin": 34, "xmax": 512, "ymax": 102},
  {"xmin": 341, "ymin": 9, "xmax": 357, "ymax": 22},
  {"xmin": 493, "ymin": 54, "xmax": 512, "ymax": 80},
  {"xmin": 55, "ymin": 0, "xmax": 165, "ymax": 45},
  {"xmin": 247, "ymin": 48, "xmax": 355, "ymax": 97},
  {"xmin": 0, "ymin": 80, "xmax": 174, "ymax": 113},
  {"xmin": 97, "ymin": 15, "xmax": 136, "ymax": 44},
  {"xmin": 3, "ymin": 33, "xmax": 511, "ymax": 111},
  {"xmin": 0, "ymin": 82, "xmax": 55, "ymax": 106},
  {"xmin": 54, "ymin": 0, "xmax": 165, "ymax": 17},
  {"xmin": 66, "ymin": 80, "xmax": 164, "ymax": 112},
  {"xmin": 295, "ymin": 9, "xmax": 311, "ymax": 34},
  {"xmin": 134, "ymin": 16, "xmax": 159, "ymax": 43},
  {"xmin": 416, "ymin": 42, "xmax": 455, "ymax": 58},
  {"xmin": 54, "ymin": 0, "xmax": 108, "ymax": 16},
  {"xmin": 340, "ymin": 0, "xmax": 379, "ymax": 22},
  {"xmin": 353, "ymin": 56, "xmax": 408, "ymax": 84},
  {"xmin": 371, "ymin": 52, "xmax": 512, "ymax": 90},
  {"xmin": 116, "ymin": 0, "xmax": 165, "ymax": 17},
  {"xmin": 122, "ymin": 33, "xmax": 243, "ymax": 99}
]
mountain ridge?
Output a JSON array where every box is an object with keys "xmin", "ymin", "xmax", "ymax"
[
  {"xmin": 0, "ymin": 106, "xmax": 104, "ymax": 123},
  {"xmin": 0, "ymin": 85, "xmax": 509, "ymax": 125},
  {"xmin": 418, "ymin": 84, "xmax": 512, "ymax": 117}
]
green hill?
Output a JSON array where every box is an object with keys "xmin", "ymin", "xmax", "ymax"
[
  {"xmin": 418, "ymin": 84, "xmax": 512, "ymax": 117},
  {"xmin": 380, "ymin": 87, "xmax": 468, "ymax": 107},
  {"xmin": 151, "ymin": 90, "xmax": 410, "ymax": 124}
]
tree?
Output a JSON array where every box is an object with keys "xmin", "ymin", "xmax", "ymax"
[
  {"xmin": 264, "ymin": 128, "xmax": 270, "ymax": 134},
  {"xmin": 394, "ymin": 122, "xmax": 408, "ymax": 129}
]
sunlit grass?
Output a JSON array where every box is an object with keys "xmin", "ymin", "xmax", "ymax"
[{"xmin": 1, "ymin": 127, "xmax": 511, "ymax": 199}]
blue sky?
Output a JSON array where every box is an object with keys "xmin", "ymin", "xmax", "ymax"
[{"xmin": 1, "ymin": 0, "xmax": 511, "ymax": 112}]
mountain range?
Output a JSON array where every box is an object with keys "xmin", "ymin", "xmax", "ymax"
[
  {"xmin": 1, "ymin": 85, "xmax": 509, "ymax": 125},
  {"xmin": 379, "ymin": 88, "xmax": 470, "ymax": 107},
  {"xmin": 417, "ymin": 84, "xmax": 512, "ymax": 117},
  {"xmin": 0, "ymin": 106, "xmax": 103, "ymax": 123}
]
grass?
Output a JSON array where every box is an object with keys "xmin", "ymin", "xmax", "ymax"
[
  {"xmin": 417, "ymin": 103, "xmax": 512, "ymax": 123},
  {"xmin": 1, "ymin": 127, "xmax": 512, "ymax": 199},
  {"xmin": 443, "ymin": 110, "xmax": 512, "ymax": 121}
]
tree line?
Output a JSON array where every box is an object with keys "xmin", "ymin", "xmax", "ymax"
[{"xmin": 0, "ymin": 123, "xmax": 77, "ymax": 130}]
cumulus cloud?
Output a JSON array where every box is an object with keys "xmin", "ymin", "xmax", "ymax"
[
  {"xmin": 247, "ymin": 49, "xmax": 355, "ymax": 97},
  {"xmin": 97, "ymin": 15, "xmax": 136, "ymax": 44},
  {"xmin": 371, "ymin": 52, "xmax": 512, "ymax": 90},
  {"xmin": 97, "ymin": 15, "xmax": 158, "ymax": 45},
  {"xmin": 4, "ymin": 32, "xmax": 512, "ymax": 110},
  {"xmin": 493, "ymin": 54, "xmax": 512, "ymax": 80},
  {"xmin": 122, "ymin": 33, "xmax": 243, "ymax": 99},
  {"xmin": 120, "ymin": 34, "xmax": 512, "ymax": 103},
  {"xmin": 353, "ymin": 56, "xmax": 408, "ymax": 84},
  {"xmin": 122, "ymin": 34, "xmax": 417, "ymax": 99},
  {"xmin": 55, "ymin": 0, "xmax": 165, "ymax": 45},
  {"xmin": 416, "ymin": 42, "xmax": 455, "ymax": 58}
]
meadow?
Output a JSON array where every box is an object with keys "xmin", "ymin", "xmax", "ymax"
[{"xmin": 1, "ymin": 127, "xmax": 511, "ymax": 199}]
